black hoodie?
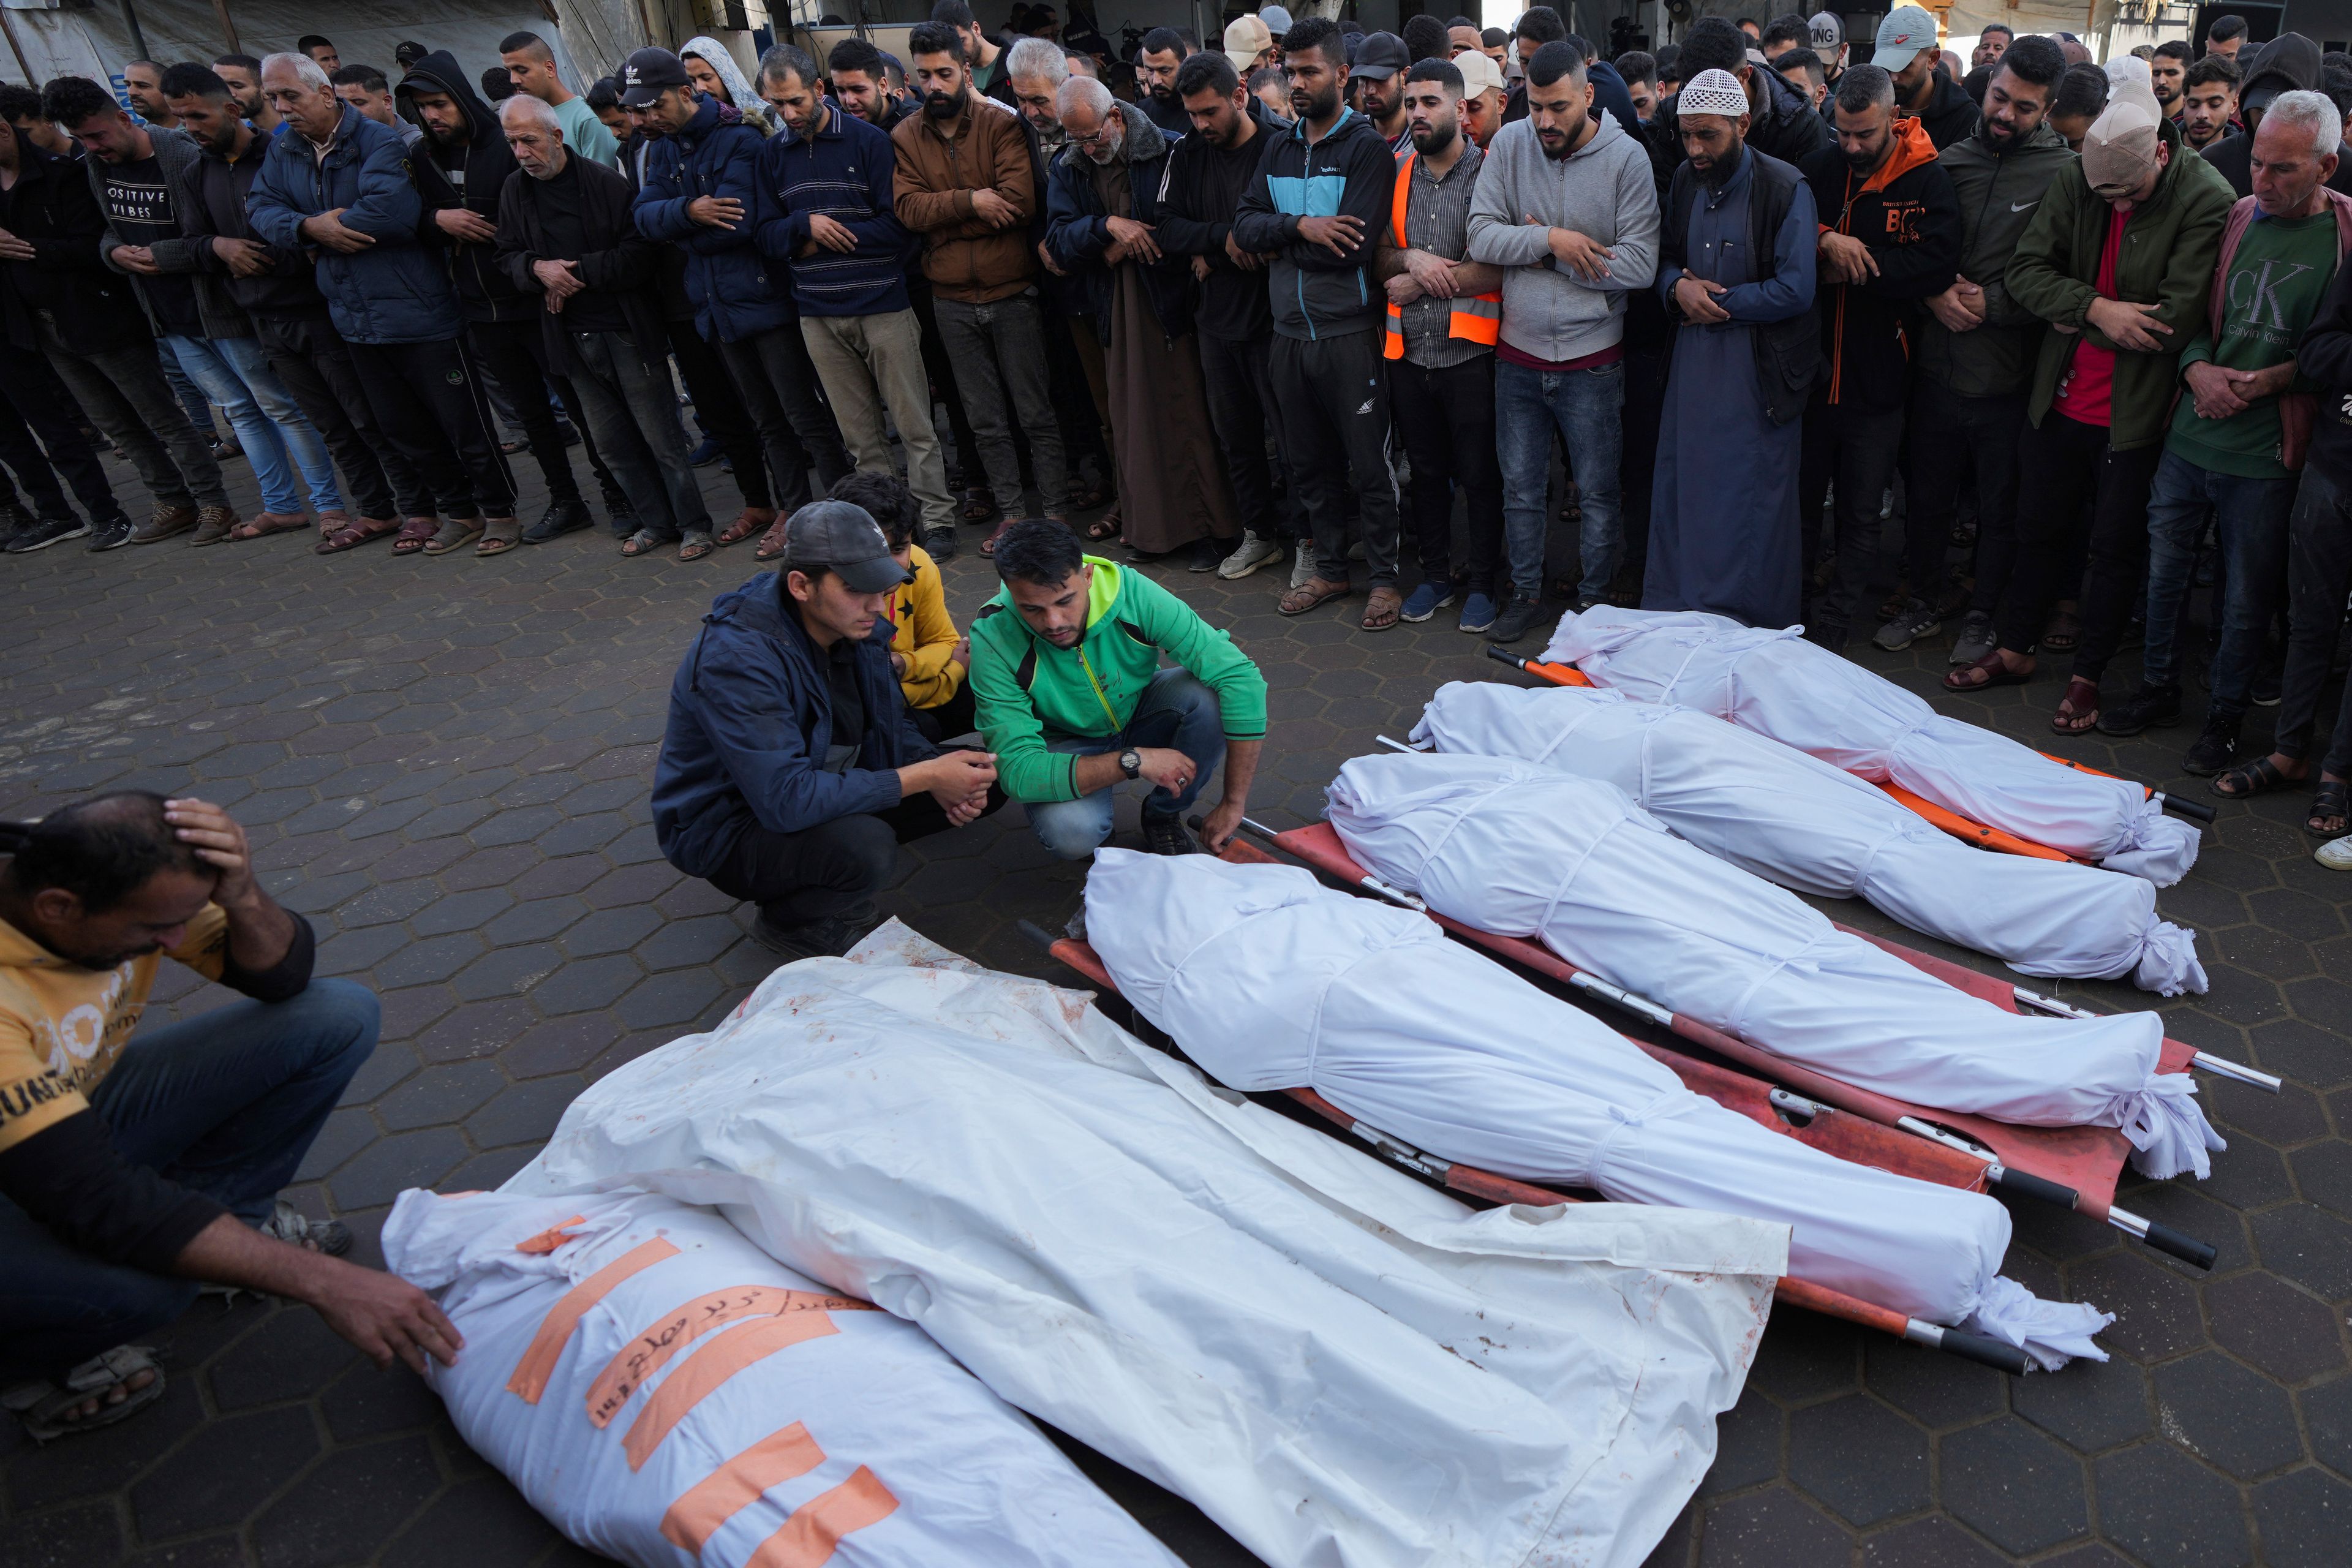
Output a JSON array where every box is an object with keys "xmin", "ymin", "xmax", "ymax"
[
  {"xmin": 397, "ymin": 50, "xmax": 531, "ymax": 322},
  {"xmin": 2199, "ymin": 33, "xmax": 2352, "ymax": 198},
  {"xmin": 1156, "ymin": 96, "xmax": 1286, "ymax": 342}
]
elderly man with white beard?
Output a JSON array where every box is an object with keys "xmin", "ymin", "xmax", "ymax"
[
  {"xmin": 1042, "ymin": 76, "xmax": 1238, "ymax": 567},
  {"xmin": 491, "ymin": 95, "xmax": 713, "ymax": 557}
]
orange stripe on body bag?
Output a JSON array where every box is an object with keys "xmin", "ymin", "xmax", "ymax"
[
  {"xmin": 745, "ymin": 1466, "xmax": 900, "ymax": 1568},
  {"xmin": 624, "ymin": 1311, "xmax": 843, "ymax": 1471},
  {"xmin": 505, "ymin": 1237, "xmax": 682, "ymax": 1403},
  {"xmin": 587, "ymin": 1287, "xmax": 870, "ymax": 1430},
  {"xmin": 658, "ymin": 1422, "xmax": 827, "ymax": 1555},
  {"xmin": 514, "ymin": 1216, "xmax": 587, "ymax": 1254}
]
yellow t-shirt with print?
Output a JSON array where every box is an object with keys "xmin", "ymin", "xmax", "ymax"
[{"xmin": 0, "ymin": 905, "xmax": 231, "ymax": 1153}]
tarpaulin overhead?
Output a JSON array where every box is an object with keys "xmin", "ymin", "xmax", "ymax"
[
  {"xmin": 1322, "ymin": 751, "xmax": 2222, "ymax": 1183},
  {"xmin": 1943, "ymin": 3, "xmax": 2124, "ymax": 48},
  {"xmin": 383, "ymin": 1188, "xmax": 1185, "ymax": 1568},
  {"xmin": 511, "ymin": 922, "xmax": 1785, "ymax": 1568},
  {"xmin": 1085, "ymin": 848, "xmax": 2113, "ymax": 1371},
  {"xmin": 1412, "ymin": 680, "xmax": 2207, "ymax": 995},
  {"xmin": 1547, "ymin": 607, "xmax": 2203, "ymax": 884}
]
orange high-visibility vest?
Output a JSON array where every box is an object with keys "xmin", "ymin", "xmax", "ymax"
[{"xmin": 1382, "ymin": 151, "xmax": 1502, "ymax": 361}]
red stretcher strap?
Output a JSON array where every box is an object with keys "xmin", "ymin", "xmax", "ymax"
[
  {"xmin": 624, "ymin": 1311, "xmax": 843, "ymax": 1471},
  {"xmin": 660, "ymin": 1422, "xmax": 827, "ymax": 1554},
  {"xmin": 745, "ymin": 1466, "xmax": 900, "ymax": 1567},
  {"xmin": 507, "ymin": 1238, "xmax": 681, "ymax": 1404}
]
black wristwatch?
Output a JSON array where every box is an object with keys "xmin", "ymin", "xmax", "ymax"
[{"xmin": 1118, "ymin": 748, "xmax": 1143, "ymax": 780}]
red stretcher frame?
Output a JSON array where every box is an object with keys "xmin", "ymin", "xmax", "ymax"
[
  {"xmin": 1033, "ymin": 929, "xmax": 2032, "ymax": 1373},
  {"xmin": 1223, "ymin": 823, "xmax": 2217, "ymax": 1272}
]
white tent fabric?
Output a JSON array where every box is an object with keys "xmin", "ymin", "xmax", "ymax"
[
  {"xmin": 1544, "ymin": 606, "xmax": 2202, "ymax": 886},
  {"xmin": 1085, "ymin": 850, "xmax": 2111, "ymax": 1370},
  {"xmin": 1322, "ymin": 753, "xmax": 2222, "ymax": 1183},
  {"xmin": 380, "ymin": 1188, "xmax": 1180, "ymax": 1568},
  {"xmin": 509, "ymin": 922, "xmax": 1785, "ymax": 1568},
  {"xmin": 1412, "ymin": 680, "xmax": 2207, "ymax": 995}
]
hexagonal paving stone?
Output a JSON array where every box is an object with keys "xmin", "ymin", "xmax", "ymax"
[
  {"xmin": 2204, "ymin": 1272, "xmax": 2348, "ymax": 1384},
  {"xmin": 129, "ymin": 1406, "xmax": 319, "ymax": 1539},
  {"xmin": 2153, "ymin": 1351, "xmax": 2307, "ymax": 1479},
  {"xmin": 1939, "ymin": 1416, "xmax": 2091, "ymax": 1556},
  {"xmin": 2094, "ymin": 1441, "xmax": 2253, "ymax": 1568},
  {"xmin": 1863, "ymin": 1335, "xmax": 2006, "ymax": 1430},
  {"xmin": 1786, "ymin": 1395, "xmax": 1928, "ymax": 1526},
  {"xmin": 1695, "ymin": 1395, "xmax": 1781, "ymax": 1499},
  {"xmin": 2016, "ymin": 1351, "xmax": 2153, "ymax": 1455},
  {"xmin": 1696, "ymin": 1486, "xmax": 1850, "ymax": 1568},
  {"xmin": 1860, "ymin": 1516, "xmax": 2008, "ymax": 1568},
  {"xmin": 249, "ymin": 1436, "xmax": 442, "ymax": 1568}
]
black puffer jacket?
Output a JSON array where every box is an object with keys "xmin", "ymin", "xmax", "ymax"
[{"xmin": 398, "ymin": 50, "xmax": 532, "ymax": 322}]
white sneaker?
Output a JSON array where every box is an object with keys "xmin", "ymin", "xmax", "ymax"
[
  {"xmin": 1217, "ymin": 532, "xmax": 1281, "ymax": 580},
  {"xmin": 1290, "ymin": 540, "xmax": 1317, "ymax": 590},
  {"xmin": 2319, "ymin": 834, "xmax": 2352, "ymax": 871}
]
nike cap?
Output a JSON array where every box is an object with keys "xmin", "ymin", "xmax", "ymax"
[
  {"xmin": 780, "ymin": 501, "xmax": 912, "ymax": 593},
  {"xmin": 1871, "ymin": 6, "xmax": 1939, "ymax": 71}
]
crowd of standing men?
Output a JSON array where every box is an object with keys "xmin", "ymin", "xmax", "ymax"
[{"xmin": 2, "ymin": 7, "xmax": 2351, "ymax": 848}]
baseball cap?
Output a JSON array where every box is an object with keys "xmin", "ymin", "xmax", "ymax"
[
  {"xmin": 1455, "ymin": 47, "xmax": 1505, "ymax": 99},
  {"xmin": 1260, "ymin": 6, "xmax": 1294, "ymax": 39},
  {"xmin": 1871, "ymin": 6, "xmax": 1939, "ymax": 70},
  {"xmin": 1352, "ymin": 31, "xmax": 1409, "ymax": 80},
  {"xmin": 2082, "ymin": 78, "xmax": 2163, "ymax": 199},
  {"xmin": 1224, "ymin": 15, "xmax": 1273, "ymax": 71},
  {"xmin": 618, "ymin": 47, "xmax": 690, "ymax": 107},
  {"xmin": 781, "ymin": 501, "xmax": 912, "ymax": 593},
  {"xmin": 1807, "ymin": 12, "xmax": 1844, "ymax": 50}
]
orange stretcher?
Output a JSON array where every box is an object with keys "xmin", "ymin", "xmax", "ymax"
[
  {"xmin": 1487, "ymin": 648, "xmax": 2217, "ymax": 863},
  {"xmin": 1028, "ymin": 926, "xmax": 2037, "ymax": 1374},
  {"xmin": 1209, "ymin": 818, "xmax": 2225, "ymax": 1273}
]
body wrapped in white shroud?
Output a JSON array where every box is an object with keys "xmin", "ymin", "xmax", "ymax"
[
  {"xmin": 1544, "ymin": 606, "xmax": 2201, "ymax": 884},
  {"xmin": 1324, "ymin": 753, "xmax": 2221, "ymax": 1181},
  {"xmin": 1412, "ymin": 680, "xmax": 2206, "ymax": 995},
  {"xmin": 1086, "ymin": 851, "xmax": 2113, "ymax": 1370}
]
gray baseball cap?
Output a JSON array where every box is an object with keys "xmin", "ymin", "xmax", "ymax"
[{"xmin": 780, "ymin": 500, "xmax": 911, "ymax": 593}]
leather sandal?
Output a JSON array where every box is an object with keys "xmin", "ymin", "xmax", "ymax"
[
  {"xmin": 226, "ymin": 511, "xmax": 309, "ymax": 543},
  {"xmin": 390, "ymin": 515, "xmax": 439, "ymax": 555},
  {"xmin": 474, "ymin": 516, "xmax": 522, "ymax": 556},
  {"xmin": 1280, "ymin": 576, "xmax": 1351, "ymax": 616},
  {"xmin": 315, "ymin": 515, "xmax": 399, "ymax": 554},
  {"xmin": 422, "ymin": 516, "xmax": 484, "ymax": 556},
  {"xmin": 1942, "ymin": 652, "xmax": 2032, "ymax": 693},
  {"xmin": 2050, "ymin": 676, "xmax": 2101, "ymax": 736},
  {"xmin": 717, "ymin": 507, "xmax": 774, "ymax": 546}
]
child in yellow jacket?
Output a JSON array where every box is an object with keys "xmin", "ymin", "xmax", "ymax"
[{"xmin": 830, "ymin": 472, "xmax": 974, "ymax": 742}]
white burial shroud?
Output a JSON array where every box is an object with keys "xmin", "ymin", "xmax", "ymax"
[
  {"xmin": 381, "ymin": 1188, "xmax": 1183, "ymax": 1568},
  {"xmin": 1324, "ymin": 753, "xmax": 2222, "ymax": 1182},
  {"xmin": 509, "ymin": 921, "xmax": 1787, "ymax": 1568},
  {"xmin": 1085, "ymin": 850, "xmax": 2111, "ymax": 1371},
  {"xmin": 1544, "ymin": 606, "xmax": 2201, "ymax": 884},
  {"xmin": 1412, "ymin": 680, "xmax": 2207, "ymax": 995}
]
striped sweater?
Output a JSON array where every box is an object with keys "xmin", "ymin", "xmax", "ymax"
[{"xmin": 753, "ymin": 100, "xmax": 914, "ymax": 317}]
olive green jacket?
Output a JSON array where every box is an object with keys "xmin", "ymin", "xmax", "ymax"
[{"xmin": 2007, "ymin": 119, "xmax": 2235, "ymax": 450}]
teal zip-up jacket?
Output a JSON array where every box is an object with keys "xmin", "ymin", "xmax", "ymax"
[
  {"xmin": 969, "ymin": 559, "xmax": 1268, "ymax": 803},
  {"xmin": 1231, "ymin": 106, "xmax": 1393, "ymax": 341}
]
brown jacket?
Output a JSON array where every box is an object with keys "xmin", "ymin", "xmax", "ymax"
[{"xmin": 891, "ymin": 96, "xmax": 1038, "ymax": 303}]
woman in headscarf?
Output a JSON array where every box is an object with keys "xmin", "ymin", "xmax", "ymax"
[{"xmin": 680, "ymin": 36, "xmax": 772, "ymax": 134}]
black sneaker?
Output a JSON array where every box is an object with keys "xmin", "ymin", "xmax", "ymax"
[
  {"xmin": 524, "ymin": 500, "xmax": 593, "ymax": 543},
  {"xmin": 752, "ymin": 900, "xmax": 880, "ymax": 960},
  {"xmin": 6, "ymin": 514, "xmax": 89, "ymax": 553},
  {"xmin": 1873, "ymin": 598, "xmax": 1942, "ymax": 652},
  {"xmin": 0, "ymin": 505, "xmax": 26, "ymax": 549},
  {"xmin": 2180, "ymin": 715, "xmax": 2242, "ymax": 777},
  {"xmin": 1142, "ymin": 813, "xmax": 1202, "ymax": 856},
  {"xmin": 1803, "ymin": 620, "xmax": 1850, "ymax": 655},
  {"xmin": 921, "ymin": 526, "xmax": 958, "ymax": 563},
  {"xmin": 2098, "ymin": 683, "xmax": 2183, "ymax": 737},
  {"xmin": 1187, "ymin": 538, "xmax": 1223, "ymax": 572},
  {"xmin": 85, "ymin": 514, "xmax": 134, "ymax": 552},
  {"xmin": 1488, "ymin": 592, "xmax": 1542, "ymax": 644}
]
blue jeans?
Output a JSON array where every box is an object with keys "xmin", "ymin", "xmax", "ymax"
[
  {"xmin": 165, "ymin": 335, "xmax": 344, "ymax": 516},
  {"xmin": 2142, "ymin": 449, "xmax": 2294, "ymax": 718},
  {"xmin": 0, "ymin": 979, "xmax": 379, "ymax": 1380},
  {"xmin": 1496, "ymin": 358, "xmax": 1623, "ymax": 603},
  {"xmin": 1027, "ymin": 670, "xmax": 1226, "ymax": 859}
]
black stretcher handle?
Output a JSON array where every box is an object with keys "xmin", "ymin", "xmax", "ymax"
[
  {"xmin": 1989, "ymin": 1167, "xmax": 2080, "ymax": 1210},
  {"xmin": 1484, "ymin": 645, "xmax": 1529, "ymax": 670},
  {"xmin": 1017, "ymin": 919, "xmax": 1058, "ymax": 952},
  {"xmin": 1938, "ymin": 1328, "xmax": 2032, "ymax": 1375},
  {"xmin": 2160, "ymin": 794, "xmax": 2218, "ymax": 824},
  {"xmin": 2144, "ymin": 1222, "xmax": 2219, "ymax": 1271}
]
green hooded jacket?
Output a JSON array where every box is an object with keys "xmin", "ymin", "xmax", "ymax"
[
  {"xmin": 1914, "ymin": 118, "xmax": 2078, "ymax": 401},
  {"xmin": 2007, "ymin": 117, "xmax": 2234, "ymax": 450},
  {"xmin": 969, "ymin": 558, "xmax": 1268, "ymax": 804}
]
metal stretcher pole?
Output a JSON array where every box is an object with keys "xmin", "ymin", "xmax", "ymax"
[
  {"xmin": 2009, "ymin": 987, "xmax": 2282, "ymax": 1091},
  {"xmin": 1020, "ymin": 922, "xmax": 2034, "ymax": 1376}
]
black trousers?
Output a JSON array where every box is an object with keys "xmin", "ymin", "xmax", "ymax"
[
  {"xmin": 0, "ymin": 343, "xmax": 124, "ymax": 527},
  {"xmin": 1797, "ymin": 393, "xmax": 1906, "ymax": 636},
  {"xmin": 907, "ymin": 683, "xmax": 979, "ymax": 745},
  {"xmin": 709, "ymin": 785, "xmax": 999, "ymax": 925},
  {"xmin": 1900, "ymin": 380, "xmax": 2027, "ymax": 614},
  {"xmin": 668, "ymin": 317, "xmax": 769, "ymax": 513},
  {"xmin": 1268, "ymin": 330, "xmax": 1400, "ymax": 587},
  {"xmin": 2274, "ymin": 462, "xmax": 2352, "ymax": 775},
  {"xmin": 1198, "ymin": 330, "xmax": 1291, "ymax": 541},
  {"xmin": 344, "ymin": 336, "xmax": 516, "ymax": 519},
  {"xmin": 467, "ymin": 316, "xmax": 631, "ymax": 511},
  {"xmin": 1615, "ymin": 337, "xmax": 1670, "ymax": 600},
  {"xmin": 1994, "ymin": 411, "xmax": 2163, "ymax": 680},
  {"xmin": 253, "ymin": 312, "xmax": 415, "ymax": 521},
  {"xmin": 1390, "ymin": 355, "xmax": 1506, "ymax": 593},
  {"xmin": 719, "ymin": 326, "xmax": 853, "ymax": 518}
]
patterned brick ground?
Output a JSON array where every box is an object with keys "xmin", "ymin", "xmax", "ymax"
[{"xmin": 1, "ymin": 448, "xmax": 2346, "ymax": 1567}]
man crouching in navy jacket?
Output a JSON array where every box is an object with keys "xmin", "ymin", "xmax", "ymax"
[{"xmin": 652, "ymin": 502, "xmax": 1001, "ymax": 959}]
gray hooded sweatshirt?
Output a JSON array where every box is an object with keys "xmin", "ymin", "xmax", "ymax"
[{"xmin": 1466, "ymin": 110, "xmax": 1660, "ymax": 362}]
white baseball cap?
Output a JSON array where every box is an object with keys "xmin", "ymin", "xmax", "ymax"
[
  {"xmin": 1454, "ymin": 47, "xmax": 1505, "ymax": 100},
  {"xmin": 1224, "ymin": 15, "xmax": 1272, "ymax": 71},
  {"xmin": 1871, "ymin": 6, "xmax": 1940, "ymax": 71}
]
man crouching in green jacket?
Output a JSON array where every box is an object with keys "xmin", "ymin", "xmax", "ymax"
[{"xmin": 971, "ymin": 521, "xmax": 1268, "ymax": 858}]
